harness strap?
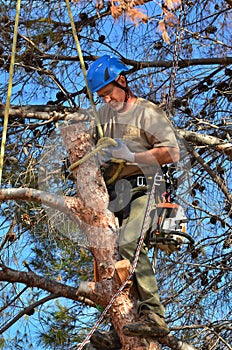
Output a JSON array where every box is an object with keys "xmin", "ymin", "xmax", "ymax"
[{"xmin": 113, "ymin": 78, "xmax": 130, "ymax": 102}]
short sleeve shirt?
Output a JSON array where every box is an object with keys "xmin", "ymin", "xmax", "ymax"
[{"xmin": 96, "ymin": 98, "xmax": 179, "ymax": 181}]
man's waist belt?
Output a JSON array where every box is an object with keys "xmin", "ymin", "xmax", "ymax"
[
  {"xmin": 107, "ymin": 175, "xmax": 154, "ymax": 192},
  {"xmin": 107, "ymin": 175, "xmax": 149, "ymax": 219}
]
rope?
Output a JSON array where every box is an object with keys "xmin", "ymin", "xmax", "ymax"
[
  {"xmin": 105, "ymin": 161, "xmax": 125, "ymax": 185},
  {"xmin": 65, "ymin": 0, "xmax": 126, "ymax": 183},
  {"xmin": 65, "ymin": 0, "xmax": 104, "ymax": 139},
  {"xmin": 68, "ymin": 137, "xmax": 118, "ymax": 171},
  {"xmin": 0, "ymin": 0, "xmax": 21, "ymax": 186},
  {"xmin": 77, "ymin": 178, "xmax": 156, "ymax": 350},
  {"xmin": 68, "ymin": 136, "xmax": 125, "ymax": 184}
]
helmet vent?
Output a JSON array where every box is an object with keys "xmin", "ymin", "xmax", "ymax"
[{"xmin": 104, "ymin": 67, "xmax": 110, "ymax": 81}]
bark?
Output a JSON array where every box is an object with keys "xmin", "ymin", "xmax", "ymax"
[{"xmin": 125, "ymin": 56, "xmax": 232, "ymax": 69}]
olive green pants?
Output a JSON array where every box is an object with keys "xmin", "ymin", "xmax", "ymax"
[{"xmin": 117, "ymin": 194, "xmax": 165, "ymax": 318}]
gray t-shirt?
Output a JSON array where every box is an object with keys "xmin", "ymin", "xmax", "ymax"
[{"xmin": 96, "ymin": 97, "xmax": 179, "ymax": 181}]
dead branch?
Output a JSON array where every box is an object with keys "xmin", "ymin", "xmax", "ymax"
[
  {"xmin": 178, "ymin": 129, "xmax": 232, "ymax": 159},
  {"xmin": 0, "ymin": 264, "xmax": 95, "ymax": 306}
]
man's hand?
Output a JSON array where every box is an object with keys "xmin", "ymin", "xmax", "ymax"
[
  {"xmin": 97, "ymin": 148, "xmax": 112, "ymax": 166},
  {"xmin": 97, "ymin": 138, "xmax": 135, "ymax": 165},
  {"xmin": 111, "ymin": 139, "xmax": 135, "ymax": 163}
]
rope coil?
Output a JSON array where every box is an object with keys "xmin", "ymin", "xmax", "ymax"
[{"xmin": 68, "ymin": 137, "xmax": 118, "ymax": 171}]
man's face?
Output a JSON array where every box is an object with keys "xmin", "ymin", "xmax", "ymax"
[{"xmin": 97, "ymin": 76, "xmax": 126, "ymax": 112}]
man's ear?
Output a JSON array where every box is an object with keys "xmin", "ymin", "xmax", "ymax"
[{"xmin": 117, "ymin": 75, "xmax": 127, "ymax": 87}]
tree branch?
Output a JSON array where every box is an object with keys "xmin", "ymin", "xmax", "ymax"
[
  {"xmin": 0, "ymin": 264, "xmax": 94, "ymax": 306},
  {"xmin": 192, "ymin": 149, "xmax": 232, "ymax": 203},
  {"xmin": 176, "ymin": 134, "xmax": 232, "ymax": 204},
  {"xmin": 178, "ymin": 129, "xmax": 232, "ymax": 159},
  {"xmin": 0, "ymin": 104, "xmax": 91, "ymax": 122},
  {"xmin": 0, "ymin": 187, "xmax": 78, "ymax": 218},
  {"xmin": 125, "ymin": 57, "xmax": 232, "ymax": 70},
  {"xmin": 0, "ymin": 188, "xmax": 99, "ymax": 235},
  {"xmin": 0, "ymin": 293, "xmax": 57, "ymax": 334}
]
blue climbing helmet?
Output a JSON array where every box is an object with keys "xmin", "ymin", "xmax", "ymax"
[{"xmin": 86, "ymin": 55, "xmax": 130, "ymax": 93}]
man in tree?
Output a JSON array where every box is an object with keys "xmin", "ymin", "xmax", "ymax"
[{"xmin": 87, "ymin": 55, "xmax": 180, "ymax": 347}]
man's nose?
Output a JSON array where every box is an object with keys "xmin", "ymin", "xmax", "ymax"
[{"xmin": 104, "ymin": 96, "xmax": 111, "ymax": 103}]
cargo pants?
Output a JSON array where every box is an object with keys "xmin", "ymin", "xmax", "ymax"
[{"xmin": 114, "ymin": 191, "xmax": 165, "ymax": 318}]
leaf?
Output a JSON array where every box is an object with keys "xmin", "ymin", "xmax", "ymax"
[
  {"xmin": 158, "ymin": 20, "xmax": 171, "ymax": 44},
  {"xmin": 110, "ymin": 4, "xmax": 123, "ymax": 19},
  {"xmin": 126, "ymin": 8, "xmax": 148, "ymax": 25},
  {"xmin": 57, "ymin": 274, "xmax": 63, "ymax": 282},
  {"xmin": 0, "ymin": 338, "xmax": 5, "ymax": 350},
  {"xmin": 96, "ymin": 0, "xmax": 104, "ymax": 10},
  {"xmin": 163, "ymin": 9, "xmax": 179, "ymax": 27},
  {"xmin": 164, "ymin": 0, "xmax": 181, "ymax": 10}
]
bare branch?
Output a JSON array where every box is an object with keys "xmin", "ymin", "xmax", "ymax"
[
  {"xmin": 0, "ymin": 187, "xmax": 73, "ymax": 213},
  {"xmin": 0, "ymin": 264, "xmax": 94, "ymax": 306},
  {"xmin": 0, "ymin": 104, "xmax": 91, "ymax": 122},
  {"xmin": 0, "ymin": 294, "xmax": 57, "ymax": 334},
  {"xmin": 191, "ymin": 149, "xmax": 232, "ymax": 203},
  {"xmin": 178, "ymin": 129, "xmax": 232, "ymax": 159},
  {"xmin": 125, "ymin": 57, "xmax": 232, "ymax": 70}
]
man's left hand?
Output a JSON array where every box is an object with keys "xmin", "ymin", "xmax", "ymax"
[{"xmin": 111, "ymin": 139, "xmax": 135, "ymax": 163}]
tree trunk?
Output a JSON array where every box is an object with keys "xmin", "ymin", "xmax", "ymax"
[{"xmin": 60, "ymin": 121, "xmax": 161, "ymax": 349}]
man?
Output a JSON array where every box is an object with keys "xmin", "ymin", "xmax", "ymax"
[{"xmin": 86, "ymin": 55, "xmax": 180, "ymax": 346}]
